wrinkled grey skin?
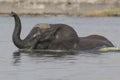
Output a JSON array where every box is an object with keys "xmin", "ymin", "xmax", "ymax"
[
  {"xmin": 33, "ymin": 24, "xmax": 80, "ymax": 50},
  {"xmin": 47, "ymin": 24, "xmax": 80, "ymax": 50}
]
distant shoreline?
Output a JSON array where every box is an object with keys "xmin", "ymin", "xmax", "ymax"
[
  {"xmin": 0, "ymin": 0, "xmax": 119, "ymax": 17},
  {"xmin": 1, "ymin": 8, "xmax": 120, "ymax": 17}
]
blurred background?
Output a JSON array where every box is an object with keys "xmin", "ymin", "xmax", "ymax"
[{"xmin": 0, "ymin": 0, "xmax": 120, "ymax": 16}]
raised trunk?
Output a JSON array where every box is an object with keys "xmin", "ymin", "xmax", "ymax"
[{"xmin": 12, "ymin": 12, "xmax": 25, "ymax": 49}]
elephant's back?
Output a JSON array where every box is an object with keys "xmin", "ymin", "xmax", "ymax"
[
  {"xmin": 79, "ymin": 34, "xmax": 114, "ymax": 50},
  {"xmin": 84, "ymin": 35, "xmax": 114, "ymax": 47}
]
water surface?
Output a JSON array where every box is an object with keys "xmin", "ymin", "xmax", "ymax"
[{"xmin": 0, "ymin": 16, "xmax": 120, "ymax": 80}]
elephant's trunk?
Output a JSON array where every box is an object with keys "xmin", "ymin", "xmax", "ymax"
[{"xmin": 11, "ymin": 12, "xmax": 25, "ymax": 49}]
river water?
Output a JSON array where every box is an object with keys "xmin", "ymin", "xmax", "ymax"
[{"xmin": 0, "ymin": 16, "xmax": 120, "ymax": 80}]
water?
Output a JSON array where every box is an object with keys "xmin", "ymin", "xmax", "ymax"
[{"xmin": 0, "ymin": 16, "xmax": 120, "ymax": 80}]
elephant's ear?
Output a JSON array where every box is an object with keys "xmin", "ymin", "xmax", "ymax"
[
  {"xmin": 51, "ymin": 26, "xmax": 60, "ymax": 35},
  {"xmin": 39, "ymin": 26, "xmax": 60, "ymax": 41}
]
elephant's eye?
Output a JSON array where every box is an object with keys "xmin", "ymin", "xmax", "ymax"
[
  {"xmin": 56, "ymin": 34, "xmax": 59, "ymax": 39},
  {"xmin": 33, "ymin": 34, "xmax": 37, "ymax": 38},
  {"xmin": 33, "ymin": 32, "xmax": 40, "ymax": 38},
  {"xmin": 74, "ymin": 43, "xmax": 77, "ymax": 48}
]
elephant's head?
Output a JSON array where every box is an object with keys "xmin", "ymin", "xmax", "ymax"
[
  {"xmin": 11, "ymin": 12, "xmax": 60, "ymax": 49},
  {"xmin": 11, "ymin": 12, "xmax": 48, "ymax": 49}
]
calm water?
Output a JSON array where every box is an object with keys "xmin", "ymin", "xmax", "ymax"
[{"xmin": 0, "ymin": 16, "xmax": 120, "ymax": 80}]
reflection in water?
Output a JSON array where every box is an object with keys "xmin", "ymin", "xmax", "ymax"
[
  {"xmin": 12, "ymin": 49, "xmax": 103, "ymax": 67},
  {"xmin": 13, "ymin": 51, "xmax": 21, "ymax": 64},
  {"xmin": 12, "ymin": 50, "xmax": 79, "ymax": 64}
]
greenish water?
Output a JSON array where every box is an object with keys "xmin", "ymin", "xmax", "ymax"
[{"xmin": 0, "ymin": 16, "xmax": 120, "ymax": 80}]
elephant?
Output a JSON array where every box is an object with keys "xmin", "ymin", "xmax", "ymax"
[
  {"xmin": 11, "ymin": 12, "xmax": 80, "ymax": 50},
  {"xmin": 11, "ymin": 12, "xmax": 114, "ymax": 52}
]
